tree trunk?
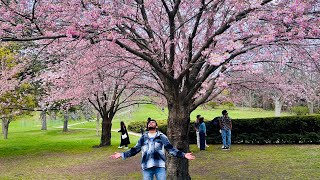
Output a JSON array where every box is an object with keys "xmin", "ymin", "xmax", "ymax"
[
  {"xmin": 274, "ymin": 98, "xmax": 282, "ymax": 117},
  {"xmin": 41, "ymin": 110, "xmax": 47, "ymax": 130},
  {"xmin": 249, "ymin": 90, "xmax": 253, "ymax": 108},
  {"xmin": 2, "ymin": 118, "xmax": 10, "ymax": 139},
  {"xmin": 50, "ymin": 111, "xmax": 57, "ymax": 120},
  {"xmin": 308, "ymin": 101, "xmax": 314, "ymax": 114},
  {"xmin": 96, "ymin": 112, "xmax": 100, "ymax": 136},
  {"xmin": 166, "ymin": 101, "xmax": 191, "ymax": 180},
  {"xmin": 63, "ymin": 112, "xmax": 69, "ymax": 132},
  {"xmin": 100, "ymin": 115, "xmax": 112, "ymax": 146},
  {"xmin": 1, "ymin": 119, "xmax": 4, "ymax": 134}
]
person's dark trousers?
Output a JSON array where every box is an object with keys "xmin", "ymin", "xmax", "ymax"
[{"xmin": 199, "ymin": 131, "xmax": 206, "ymax": 150}]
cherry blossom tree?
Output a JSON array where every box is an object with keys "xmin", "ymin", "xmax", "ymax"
[
  {"xmin": 0, "ymin": 43, "xmax": 36, "ymax": 139},
  {"xmin": 298, "ymin": 72, "xmax": 320, "ymax": 114},
  {"xmin": 254, "ymin": 67, "xmax": 304, "ymax": 117},
  {"xmin": 225, "ymin": 44, "xmax": 320, "ymax": 116},
  {"xmin": 1, "ymin": 0, "xmax": 319, "ymax": 178},
  {"xmin": 0, "ymin": 43, "xmax": 22, "ymax": 139},
  {"xmin": 0, "ymin": 43, "xmax": 21, "ymax": 96},
  {"xmin": 38, "ymin": 40, "xmax": 150, "ymax": 146},
  {"xmin": 287, "ymin": 45, "xmax": 320, "ymax": 114}
]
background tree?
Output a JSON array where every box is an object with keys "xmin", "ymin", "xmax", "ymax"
[
  {"xmin": 0, "ymin": 43, "xmax": 37, "ymax": 139},
  {"xmin": 39, "ymin": 41, "xmax": 150, "ymax": 146},
  {"xmin": 0, "ymin": 84, "xmax": 37, "ymax": 139},
  {"xmin": 226, "ymin": 45, "xmax": 310, "ymax": 116},
  {"xmin": 288, "ymin": 45, "xmax": 320, "ymax": 114}
]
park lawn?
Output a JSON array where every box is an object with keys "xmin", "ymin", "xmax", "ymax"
[
  {"xmin": 2, "ymin": 106, "xmax": 314, "ymax": 179},
  {"xmin": 69, "ymin": 104, "xmax": 166, "ymax": 130},
  {"xmin": 189, "ymin": 144, "xmax": 320, "ymax": 179},
  {"xmin": 0, "ymin": 118, "xmax": 141, "ymax": 157},
  {"xmin": 190, "ymin": 107, "xmax": 292, "ymax": 120},
  {"xmin": 0, "ymin": 126, "xmax": 319, "ymax": 180},
  {"xmin": 9, "ymin": 113, "xmax": 96, "ymax": 132},
  {"xmin": 1, "ymin": 119, "xmax": 319, "ymax": 179}
]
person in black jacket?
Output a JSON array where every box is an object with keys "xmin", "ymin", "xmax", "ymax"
[{"xmin": 118, "ymin": 121, "xmax": 130, "ymax": 149}]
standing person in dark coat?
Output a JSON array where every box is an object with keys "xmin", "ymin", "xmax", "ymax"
[
  {"xmin": 194, "ymin": 115, "xmax": 201, "ymax": 148},
  {"xmin": 198, "ymin": 117, "xmax": 207, "ymax": 150},
  {"xmin": 118, "ymin": 121, "xmax": 130, "ymax": 149}
]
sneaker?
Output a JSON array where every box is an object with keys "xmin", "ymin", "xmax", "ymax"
[
  {"xmin": 222, "ymin": 147, "xmax": 229, "ymax": 150},
  {"xmin": 118, "ymin": 146, "xmax": 123, "ymax": 149},
  {"xmin": 124, "ymin": 147, "xmax": 129, "ymax": 149},
  {"xmin": 221, "ymin": 145, "xmax": 225, "ymax": 149},
  {"xmin": 205, "ymin": 145, "xmax": 209, "ymax": 148}
]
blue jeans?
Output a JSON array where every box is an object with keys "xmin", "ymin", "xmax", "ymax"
[
  {"xmin": 221, "ymin": 129, "xmax": 231, "ymax": 147},
  {"xmin": 199, "ymin": 131, "xmax": 206, "ymax": 150},
  {"xmin": 143, "ymin": 167, "xmax": 166, "ymax": 180}
]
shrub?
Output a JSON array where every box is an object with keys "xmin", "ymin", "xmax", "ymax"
[
  {"xmin": 314, "ymin": 107, "xmax": 320, "ymax": 114},
  {"xmin": 128, "ymin": 115, "xmax": 320, "ymax": 144},
  {"xmin": 222, "ymin": 101, "xmax": 235, "ymax": 109},
  {"xmin": 302, "ymin": 132, "xmax": 320, "ymax": 143},
  {"xmin": 127, "ymin": 121, "xmax": 144, "ymax": 133},
  {"xmin": 207, "ymin": 102, "xmax": 218, "ymax": 109},
  {"xmin": 128, "ymin": 120, "xmax": 166, "ymax": 133},
  {"xmin": 291, "ymin": 106, "xmax": 309, "ymax": 115}
]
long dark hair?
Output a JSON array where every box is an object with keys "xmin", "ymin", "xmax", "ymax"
[{"xmin": 120, "ymin": 121, "xmax": 126, "ymax": 129}]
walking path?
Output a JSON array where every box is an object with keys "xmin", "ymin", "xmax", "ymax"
[
  {"xmin": 53, "ymin": 120, "xmax": 141, "ymax": 136},
  {"xmin": 112, "ymin": 129, "xmax": 141, "ymax": 136},
  {"xmin": 53, "ymin": 108, "xmax": 142, "ymax": 136}
]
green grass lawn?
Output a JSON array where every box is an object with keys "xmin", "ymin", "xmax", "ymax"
[
  {"xmin": 191, "ymin": 106, "xmax": 292, "ymax": 120},
  {"xmin": 1, "ymin": 105, "xmax": 318, "ymax": 179},
  {"xmin": 0, "ymin": 125, "xmax": 319, "ymax": 179}
]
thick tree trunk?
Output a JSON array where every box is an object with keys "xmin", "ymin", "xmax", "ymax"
[
  {"xmin": 274, "ymin": 98, "xmax": 282, "ymax": 117},
  {"xmin": 2, "ymin": 118, "xmax": 9, "ymax": 139},
  {"xmin": 100, "ymin": 115, "xmax": 112, "ymax": 146},
  {"xmin": 166, "ymin": 101, "xmax": 191, "ymax": 180},
  {"xmin": 308, "ymin": 101, "xmax": 314, "ymax": 114},
  {"xmin": 63, "ymin": 112, "xmax": 69, "ymax": 132},
  {"xmin": 41, "ymin": 110, "xmax": 47, "ymax": 130}
]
